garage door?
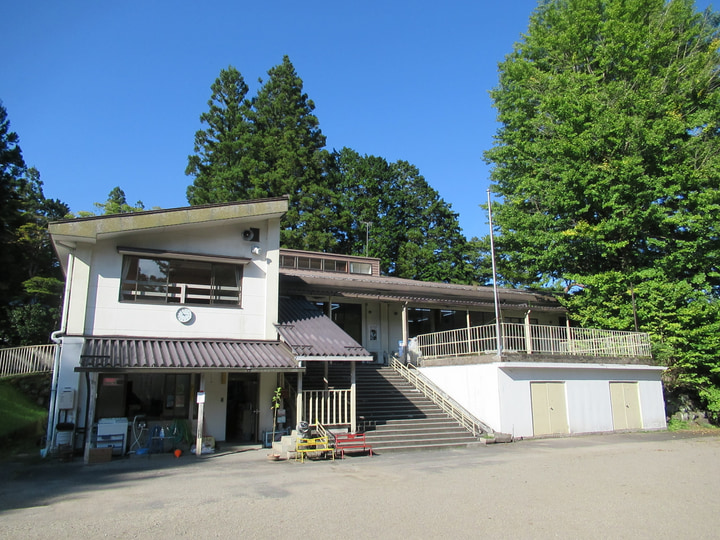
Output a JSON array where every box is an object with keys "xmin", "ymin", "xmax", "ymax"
[
  {"xmin": 610, "ymin": 382, "xmax": 643, "ymax": 430},
  {"xmin": 531, "ymin": 382, "xmax": 569, "ymax": 436}
]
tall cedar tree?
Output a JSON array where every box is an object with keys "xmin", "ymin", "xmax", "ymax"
[
  {"xmin": 0, "ymin": 102, "xmax": 69, "ymax": 345},
  {"xmin": 332, "ymin": 148, "xmax": 477, "ymax": 283},
  {"xmin": 484, "ymin": 0, "xmax": 720, "ymax": 412},
  {"xmin": 186, "ymin": 58, "xmax": 339, "ymax": 251},
  {"xmin": 186, "ymin": 66, "xmax": 253, "ymax": 204}
]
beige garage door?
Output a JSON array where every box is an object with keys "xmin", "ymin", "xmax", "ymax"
[
  {"xmin": 531, "ymin": 382, "xmax": 569, "ymax": 436},
  {"xmin": 610, "ymin": 382, "xmax": 643, "ymax": 430}
]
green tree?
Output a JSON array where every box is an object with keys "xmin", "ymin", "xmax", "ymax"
[
  {"xmin": 249, "ymin": 56, "xmax": 336, "ymax": 251},
  {"xmin": 94, "ymin": 186, "xmax": 144, "ymax": 215},
  {"xmin": 332, "ymin": 148, "xmax": 476, "ymax": 282},
  {"xmin": 186, "ymin": 58, "xmax": 339, "ymax": 251},
  {"xmin": 0, "ymin": 102, "xmax": 69, "ymax": 345},
  {"xmin": 186, "ymin": 66, "xmax": 254, "ymax": 205},
  {"xmin": 484, "ymin": 0, "xmax": 720, "ymax": 411}
]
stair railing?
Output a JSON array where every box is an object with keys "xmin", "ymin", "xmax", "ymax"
[{"xmin": 390, "ymin": 358, "xmax": 493, "ymax": 437}]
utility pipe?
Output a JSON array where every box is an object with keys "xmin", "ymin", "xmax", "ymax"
[{"xmin": 43, "ymin": 250, "xmax": 75, "ymax": 458}]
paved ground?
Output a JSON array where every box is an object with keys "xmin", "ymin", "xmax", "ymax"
[{"xmin": 1, "ymin": 431, "xmax": 719, "ymax": 539}]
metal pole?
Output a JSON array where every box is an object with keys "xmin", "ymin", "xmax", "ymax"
[{"xmin": 487, "ymin": 190, "xmax": 503, "ymax": 357}]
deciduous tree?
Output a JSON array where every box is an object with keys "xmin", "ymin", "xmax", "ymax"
[{"xmin": 484, "ymin": 0, "xmax": 720, "ymax": 412}]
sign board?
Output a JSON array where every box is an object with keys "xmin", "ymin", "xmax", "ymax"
[{"xmin": 196, "ymin": 391, "xmax": 206, "ymax": 404}]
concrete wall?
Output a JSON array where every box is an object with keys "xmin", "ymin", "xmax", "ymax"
[{"xmin": 419, "ymin": 362, "xmax": 667, "ymax": 439}]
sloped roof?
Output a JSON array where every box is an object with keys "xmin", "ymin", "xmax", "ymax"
[
  {"xmin": 277, "ymin": 298, "xmax": 372, "ymax": 361},
  {"xmin": 78, "ymin": 337, "xmax": 299, "ymax": 372},
  {"xmin": 279, "ymin": 269, "xmax": 564, "ymax": 312}
]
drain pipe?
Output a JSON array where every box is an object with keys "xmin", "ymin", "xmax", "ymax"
[{"xmin": 42, "ymin": 249, "xmax": 75, "ymax": 458}]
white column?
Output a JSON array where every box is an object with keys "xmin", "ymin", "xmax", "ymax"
[
  {"xmin": 350, "ymin": 361, "xmax": 357, "ymax": 433},
  {"xmin": 82, "ymin": 372, "xmax": 98, "ymax": 464}
]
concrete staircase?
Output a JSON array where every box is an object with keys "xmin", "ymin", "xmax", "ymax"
[{"xmin": 303, "ymin": 362, "xmax": 486, "ymax": 453}]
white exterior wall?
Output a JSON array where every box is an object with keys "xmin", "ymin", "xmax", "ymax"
[
  {"xmin": 83, "ymin": 222, "xmax": 274, "ymax": 340},
  {"xmin": 419, "ymin": 362, "xmax": 666, "ymax": 439},
  {"xmin": 51, "ymin": 211, "xmax": 284, "ymax": 448}
]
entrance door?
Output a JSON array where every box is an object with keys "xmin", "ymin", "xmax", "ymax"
[
  {"xmin": 610, "ymin": 382, "xmax": 643, "ymax": 430},
  {"xmin": 531, "ymin": 382, "xmax": 569, "ymax": 436},
  {"xmin": 225, "ymin": 374, "xmax": 259, "ymax": 442}
]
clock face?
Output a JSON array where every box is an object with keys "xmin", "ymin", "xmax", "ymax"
[{"xmin": 176, "ymin": 307, "xmax": 193, "ymax": 324}]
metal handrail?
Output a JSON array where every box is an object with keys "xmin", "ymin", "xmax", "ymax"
[
  {"xmin": 0, "ymin": 344, "xmax": 57, "ymax": 378},
  {"xmin": 391, "ymin": 357, "xmax": 493, "ymax": 437}
]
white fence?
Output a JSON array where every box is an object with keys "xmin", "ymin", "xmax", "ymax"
[
  {"xmin": 415, "ymin": 323, "xmax": 652, "ymax": 361},
  {"xmin": 303, "ymin": 389, "xmax": 352, "ymax": 427},
  {"xmin": 0, "ymin": 344, "xmax": 57, "ymax": 377}
]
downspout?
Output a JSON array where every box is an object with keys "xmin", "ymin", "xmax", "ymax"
[{"xmin": 42, "ymin": 249, "xmax": 75, "ymax": 458}]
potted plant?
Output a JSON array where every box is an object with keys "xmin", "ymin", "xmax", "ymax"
[{"xmin": 267, "ymin": 386, "xmax": 283, "ymax": 460}]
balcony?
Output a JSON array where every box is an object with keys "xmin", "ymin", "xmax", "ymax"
[{"xmin": 413, "ymin": 323, "xmax": 653, "ymax": 366}]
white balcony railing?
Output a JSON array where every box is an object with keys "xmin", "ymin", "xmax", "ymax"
[
  {"xmin": 0, "ymin": 344, "xmax": 57, "ymax": 377},
  {"xmin": 415, "ymin": 323, "xmax": 652, "ymax": 361}
]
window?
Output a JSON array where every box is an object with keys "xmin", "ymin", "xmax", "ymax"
[
  {"xmin": 96, "ymin": 374, "xmax": 193, "ymax": 420},
  {"xmin": 120, "ymin": 255, "xmax": 242, "ymax": 305},
  {"xmin": 350, "ymin": 262, "xmax": 372, "ymax": 275}
]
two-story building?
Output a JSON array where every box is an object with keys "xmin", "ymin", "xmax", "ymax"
[{"xmin": 45, "ymin": 197, "xmax": 666, "ymax": 461}]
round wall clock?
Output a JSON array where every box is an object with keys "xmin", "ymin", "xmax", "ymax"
[{"xmin": 176, "ymin": 307, "xmax": 193, "ymax": 324}]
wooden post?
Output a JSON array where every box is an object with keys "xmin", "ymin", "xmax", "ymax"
[
  {"xmin": 195, "ymin": 374, "xmax": 205, "ymax": 458},
  {"xmin": 83, "ymin": 372, "xmax": 98, "ymax": 464}
]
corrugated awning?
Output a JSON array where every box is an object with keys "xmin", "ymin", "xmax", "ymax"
[
  {"xmin": 277, "ymin": 298, "xmax": 373, "ymax": 362},
  {"xmin": 78, "ymin": 337, "xmax": 299, "ymax": 372}
]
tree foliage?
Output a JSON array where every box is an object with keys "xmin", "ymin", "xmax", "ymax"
[
  {"xmin": 484, "ymin": 0, "xmax": 720, "ymax": 412},
  {"xmin": 0, "ymin": 103, "xmax": 69, "ymax": 345},
  {"xmin": 185, "ymin": 58, "xmax": 477, "ymax": 277},
  {"xmin": 186, "ymin": 57, "xmax": 338, "ymax": 251},
  {"xmin": 331, "ymin": 148, "xmax": 477, "ymax": 282}
]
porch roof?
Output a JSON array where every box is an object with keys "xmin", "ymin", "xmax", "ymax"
[
  {"xmin": 277, "ymin": 297, "xmax": 373, "ymax": 361},
  {"xmin": 279, "ymin": 269, "xmax": 565, "ymax": 312},
  {"xmin": 77, "ymin": 336, "xmax": 300, "ymax": 372}
]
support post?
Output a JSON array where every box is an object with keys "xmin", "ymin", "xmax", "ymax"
[
  {"xmin": 350, "ymin": 361, "xmax": 357, "ymax": 433},
  {"xmin": 83, "ymin": 372, "xmax": 98, "ymax": 464},
  {"xmin": 402, "ymin": 303, "xmax": 409, "ymax": 364},
  {"xmin": 195, "ymin": 374, "xmax": 205, "ymax": 458},
  {"xmin": 524, "ymin": 310, "xmax": 533, "ymax": 354},
  {"xmin": 296, "ymin": 369, "xmax": 304, "ymax": 427}
]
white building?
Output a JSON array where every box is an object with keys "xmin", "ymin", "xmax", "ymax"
[{"xmin": 44, "ymin": 198, "xmax": 666, "ymax": 461}]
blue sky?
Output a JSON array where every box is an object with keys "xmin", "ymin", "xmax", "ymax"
[{"xmin": 2, "ymin": 1, "xmax": 716, "ymax": 240}]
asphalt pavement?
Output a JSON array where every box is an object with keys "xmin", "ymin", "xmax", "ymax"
[{"xmin": 1, "ymin": 430, "xmax": 719, "ymax": 539}]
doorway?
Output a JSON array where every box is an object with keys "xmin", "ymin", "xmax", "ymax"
[{"xmin": 225, "ymin": 374, "xmax": 259, "ymax": 442}]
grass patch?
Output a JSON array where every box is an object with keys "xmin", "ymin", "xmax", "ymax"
[
  {"xmin": 667, "ymin": 418, "xmax": 692, "ymax": 431},
  {"xmin": 0, "ymin": 379, "xmax": 48, "ymax": 457}
]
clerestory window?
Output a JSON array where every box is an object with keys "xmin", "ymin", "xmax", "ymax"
[{"xmin": 120, "ymin": 255, "xmax": 242, "ymax": 306}]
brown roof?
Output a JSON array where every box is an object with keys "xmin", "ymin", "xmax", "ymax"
[
  {"xmin": 78, "ymin": 337, "xmax": 299, "ymax": 372},
  {"xmin": 277, "ymin": 298, "xmax": 372, "ymax": 361},
  {"xmin": 279, "ymin": 269, "xmax": 565, "ymax": 312}
]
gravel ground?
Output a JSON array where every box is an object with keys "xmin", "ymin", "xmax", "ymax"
[{"xmin": 1, "ymin": 431, "xmax": 719, "ymax": 539}]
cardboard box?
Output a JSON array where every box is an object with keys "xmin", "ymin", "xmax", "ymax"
[{"xmin": 88, "ymin": 447, "xmax": 113, "ymax": 464}]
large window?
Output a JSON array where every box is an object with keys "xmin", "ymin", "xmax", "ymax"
[
  {"xmin": 96, "ymin": 374, "xmax": 194, "ymax": 420},
  {"xmin": 120, "ymin": 255, "xmax": 242, "ymax": 305}
]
